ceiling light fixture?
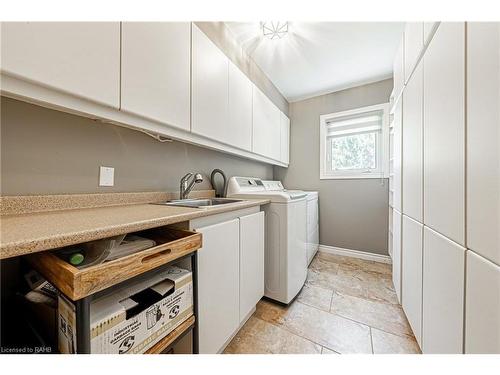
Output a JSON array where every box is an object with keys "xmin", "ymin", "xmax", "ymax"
[{"xmin": 261, "ymin": 21, "xmax": 289, "ymax": 40}]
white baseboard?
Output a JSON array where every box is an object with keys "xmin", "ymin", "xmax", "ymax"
[{"xmin": 318, "ymin": 244, "xmax": 392, "ymax": 264}]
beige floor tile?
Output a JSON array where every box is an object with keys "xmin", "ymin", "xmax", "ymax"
[
  {"xmin": 330, "ymin": 291, "xmax": 413, "ymax": 337},
  {"xmin": 296, "ymin": 284, "xmax": 333, "ymax": 311},
  {"xmin": 371, "ymin": 328, "xmax": 421, "ymax": 354},
  {"xmin": 224, "ymin": 316, "xmax": 321, "ymax": 354},
  {"xmin": 254, "ymin": 299, "xmax": 290, "ymax": 325},
  {"xmin": 318, "ymin": 252, "xmax": 392, "ymax": 276},
  {"xmin": 277, "ymin": 301, "xmax": 372, "ymax": 354}
]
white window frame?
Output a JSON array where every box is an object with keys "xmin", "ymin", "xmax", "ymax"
[{"xmin": 319, "ymin": 103, "xmax": 390, "ymax": 180}]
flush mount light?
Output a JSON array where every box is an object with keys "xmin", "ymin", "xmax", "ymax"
[{"xmin": 261, "ymin": 21, "xmax": 289, "ymax": 40}]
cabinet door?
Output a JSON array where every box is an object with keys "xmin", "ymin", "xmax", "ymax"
[
  {"xmin": 465, "ymin": 250, "xmax": 500, "ymax": 354},
  {"xmin": 252, "ymin": 86, "xmax": 281, "ymax": 160},
  {"xmin": 195, "ymin": 219, "xmax": 239, "ymax": 354},
  {"xmin": 423, "ymin": 22, "xmax": 465, "ymax": 245},
  {"xmin": 239, "ymin": 212, "xmax": 265, "ymax": 322},
  {"xmin": 402, "ymin": 63, "xmax": 423, "ymax": 222},
  {"xmin": 393, "ymin": 34, "xmax": 405, "ymax": 99},
  {"xmin": 191, "ymin": 24, "xmax": 229, "ymax": 141},
  {"xmin": 423, "ymin": 22, "xmax": 439, "ymax": 45},
  {"xmin": 404, "ymin": 22, "xmax": 424, "ymax": 82},
  {"xmin": 280, "ymin": 112, "xmax": 290, "ymax": 164},
  {"xmin": 392, "ymin": 209, "xmax": 402, "ymax": 302},
  {"xmin": 423, "ymin": 227, "xmax": 465, "ymax": 353},
  {"xmin": 228, "ymin": 60, "xmax": 253, "ymax": 151},
  {"xmin": 121, "ymin": 22, "xmax": 191, "ymax": 130},
  {"xmin": 402, "ymin": 215, "xmax": 423, "ymax": 346},
  {"xmin": 392, "ymin": 99, "xmax": 403, "ymax": 212},
  {"xmin": 0, "ymin": 22, "xmax": 120, "ymax": 107},
  {"xmin": 466, "ymin": 22, "xmax": 500, "ymax": 264}
]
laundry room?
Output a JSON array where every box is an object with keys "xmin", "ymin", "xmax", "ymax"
[{"xmin": 0, "ymin": 1, "xmax": 499, "ymax": 373}]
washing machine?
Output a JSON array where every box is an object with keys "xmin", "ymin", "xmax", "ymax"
[{"xmin": 226, "ymin": 177, "xmax": 307, "ymax": 304}]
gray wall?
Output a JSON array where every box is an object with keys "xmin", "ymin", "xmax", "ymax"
[
  {"xmin": 0, "ymin": 98, "xmax": 272, "ymax": 195},
  {"xmin": 274, "ymin": 79, "xmax": 393, "ymax": 255}
]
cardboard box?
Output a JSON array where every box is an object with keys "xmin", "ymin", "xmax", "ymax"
[{"xmin": 58, "ymin": 266, "xmax": 193, "ymax": 354}]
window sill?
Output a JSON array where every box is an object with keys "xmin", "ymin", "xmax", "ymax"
[{"xmin": 320, "ymin": 174, "xmax": 387, "ymax": 180}]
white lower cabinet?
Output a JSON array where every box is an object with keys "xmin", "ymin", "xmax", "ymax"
[
  {"xmin": 465, "ymin": 250, "xmax": 500, "ymax": 353},
  {"xmin": 422, "ymin": 226, "xmax": 465, "ymax": 353},
  {"xmin": 392, "ymin": 209, "xmax": 402, "ymax": 302},
  {"xmin": 401, "ymin": 215, "xmax": 423, "ymax": 346},
  {"xmin": 239, "ymin": 212, "xmax": 265, "ymax": 322},
  {"xmin": 195, "ymin": 218, "xmax": 240, "ymax": 354},
  {"xmin": 192, "ymin": 208, "xmax": 265, "ymax": 353}
]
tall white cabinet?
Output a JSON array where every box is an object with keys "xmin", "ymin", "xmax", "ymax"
[
  {"xmin": 392, "ymin": 22, "xmax": 499, "ymax": 354},
  {"xmin": 422, "ymin": 227, "xmax": 465, "ymax": 353},
  {"xmin": 121, "ymin": 22, "xmax": 191, "ymax": 130},
  {"xmin": 466, "ymin": 22, "xmax": 500, "ymax": 265},
  {"xmin": 402, "ymin": 215, "xmax": 423, "ymax": 346},
  {"xmin": 402, "ymin": 63, "xmax": 423, "ymax": 222},
  {"xmin": 423, "ymin": 22, "xmax": 465, "ymax": 246},
  {"xmin": 0, "ymin": 22, "xmax": 120, "ymax": 107},
  {"xmin": 392, "ymin": 209, "xmax": 402, "ymax": 302},
  {"xmin": 465, "ymin": 251, "xmax": 500, "ymax": 353}
]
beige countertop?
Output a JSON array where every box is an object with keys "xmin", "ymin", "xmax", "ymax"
[{"xmin": 0, "ymin": 198, "xmax": 270, "ymax": 259}]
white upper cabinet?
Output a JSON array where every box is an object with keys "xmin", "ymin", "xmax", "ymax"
[
  {"xmin": 393, "ymin": 34, "xmax": 405, "ymax": 101},
  {"xmin": 0, "ymin": 22, "xmax": 120, "ymax": 108},
  {"xmin": 252, "ymin": 85, "xmax": 281, "ymax": 161},
  {"xmin": 228, "ymin": 60, "xmax": 253, "ymax": 151},
  {"xmin": 466, "ymin": 22, "xmax": 500, "ymax": 265},
  {"xmin": 402, "ymin": 63, "xmax": 423, "ymax": 222},
  {"xmin": 404, "ymin": 22, "xmax": 424, "ymax": 83},
  {"xmin": 280, "ymin": 112, "xmax": 290, "ymax": 165},
  {"xmin": 191, "ymin": 24, "xmax": 229, "ymax": 141},
  {"xmin": 402, "ymin": 215, "xmax": 423, "ymax": 346},
  {"xmin": 423, "ymin": 22, "xmax": 439, "ymax": 45},
  {"xmin": 422, "ymin": 227, "xmax": 465, "ymax": 354},
  {"xmin": 392, "ymin": 99, "xmax": 403, "ymax": 212},
  {"xmin": 423, "ymin": 22, "xmax": 465, "ymax": 246},
  {"xmin": 120, "ymin": 22, "xmax": 191, "ymax": 131},
  {"xmin": 392, "ymin": 209, "xmax": 402, "ymax": 302},
  {"xmin": 465, "ymin": 250, "xmax": 500, "ymax": 354}
]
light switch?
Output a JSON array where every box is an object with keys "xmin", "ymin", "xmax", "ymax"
[{"xmin": 99, "ymin": 166, "xmax": 114, "ymax": 187}]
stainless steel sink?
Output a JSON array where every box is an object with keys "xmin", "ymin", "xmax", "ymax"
[{"xmin": 153, "ymin": 198, "xmax": 243, "ymax": 208}]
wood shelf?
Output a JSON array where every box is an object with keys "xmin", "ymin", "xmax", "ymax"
[
  {"xmin": 145, "ymin": 315, "xmax": 195, "ymax": 354},
  {"xmin": 26, "ymin": 227, "xmax": 202, "ymax": 300}
]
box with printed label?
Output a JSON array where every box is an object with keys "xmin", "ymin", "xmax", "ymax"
[{"xmin": 58, "ymin": 265, "xmax": 193, "ymax": 354}]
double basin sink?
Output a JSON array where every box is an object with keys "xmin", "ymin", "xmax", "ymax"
[{"xmin": 154, "ymin": 198, "xmax": 243, "ymax": 209}]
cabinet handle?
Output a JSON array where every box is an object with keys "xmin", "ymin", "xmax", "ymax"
[{"xmin": 141, "ymin": 249, "xmax": 172, "ymax": 263}]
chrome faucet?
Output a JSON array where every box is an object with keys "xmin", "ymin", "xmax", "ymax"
[{"xmin": 179, "ymin": 173, "xmax": 203, "ymax": 200}]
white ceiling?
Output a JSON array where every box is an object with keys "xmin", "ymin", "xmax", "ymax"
[{"xmin": 225, "ymin": 22, "xmax": 404, "ymax": 102}]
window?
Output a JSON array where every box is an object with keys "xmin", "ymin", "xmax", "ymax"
[{"xmin": 320, "ymin": 103, "xmax": 389, "ymax": 179}]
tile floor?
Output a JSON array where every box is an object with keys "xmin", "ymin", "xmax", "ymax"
[{"xmin": 224, "ymin": 252, "xmax": 421, "ymax": 354}]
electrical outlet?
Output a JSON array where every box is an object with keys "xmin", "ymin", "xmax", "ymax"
[{"xmin": 99, "ymin": 166, "xmax": 114, "ymax": 187}]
